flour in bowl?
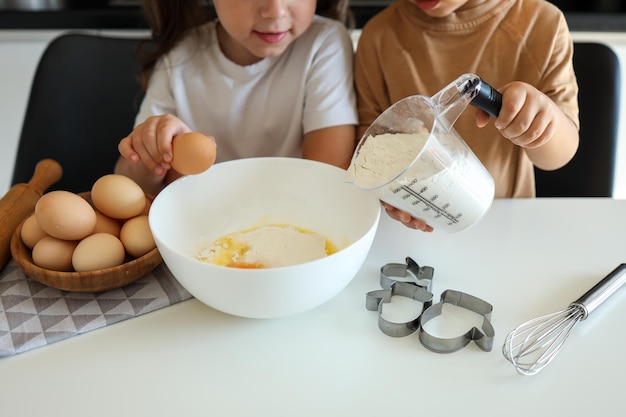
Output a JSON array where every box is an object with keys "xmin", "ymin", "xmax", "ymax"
[{"xmin": 196, "ymin": 224, "xmax": 338, "ymax": 269}]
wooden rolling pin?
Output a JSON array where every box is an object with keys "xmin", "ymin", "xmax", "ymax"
[{"xmin": 0, "ymin": 159, "xmax": 63, "ymax": 269}]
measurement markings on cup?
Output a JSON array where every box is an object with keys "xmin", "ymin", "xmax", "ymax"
[{"xmin": 398, "ymin": 185, "xmax": 461, "ymax": 224}]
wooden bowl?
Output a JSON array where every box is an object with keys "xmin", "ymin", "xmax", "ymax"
[{"xmin": 9, "ymin": 192, "xmax": 162, "ymax": 293}]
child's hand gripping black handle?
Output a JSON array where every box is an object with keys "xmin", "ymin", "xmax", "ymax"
[{"xmin": 470, "ymin": 79, "xmax": 502, "ymax": 119}]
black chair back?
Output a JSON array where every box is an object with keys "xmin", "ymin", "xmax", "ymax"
[
  {"xmin": 534, "ymin": 42, "xmax": 621, "ymax": 197},
  {"xmin": 11, "ymin": 33, "xmax": 147, "ymax": 193}
]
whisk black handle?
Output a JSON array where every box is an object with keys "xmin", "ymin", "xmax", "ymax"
[{"xmin": 573, "ymin": 263, "xmax": 626, "ymax": 319}]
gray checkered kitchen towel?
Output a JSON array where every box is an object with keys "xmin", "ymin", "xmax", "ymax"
[{"xmin": 0, "ymin": 260, "xmax": 191, "ymax": 356}]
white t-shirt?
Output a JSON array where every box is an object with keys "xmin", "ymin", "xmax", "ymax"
[{"xmin": 135, "ymin": 16, "xmax": 358, "ymax": 163}]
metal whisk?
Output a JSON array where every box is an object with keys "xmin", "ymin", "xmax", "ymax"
[{"xmin": 503, "ymin": 263, "xmax": 626, "ymax": 376}]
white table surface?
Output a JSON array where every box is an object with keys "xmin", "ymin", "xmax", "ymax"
[{"xmin": 1, "ymin": 198, "xmax": 625, "ymax": 416}]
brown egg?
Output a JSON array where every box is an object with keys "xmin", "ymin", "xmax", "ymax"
[
  {"xmin": 140, "ymin": 196, "xmax": 152, "ymax": 216},
  {"xmin": 35, "ymin": 190, "xmax": 97, "ymax": 240},
  {"xmin": 32, "ymin": 236, "xmax": 78, "ymax": 272},
  {"xmin": 72, "ymin": 233, "xmax": 126, "ymax": 272},
  {"xmin": 171, "ymin": 132, "xmax": 217, "ymax": 175},
  {"xmin": 93, "ymin": 210, "xmax": 122, "ymax": 237},
  {"xmin": 91, "ymin": 174, "xmax": 146, "ymax": 220},
  {"xmin": 120, "ymin": 215, "xmax": 156, "ymax": 258},
  {"xmin": 21, "ymin": 214, "xmax": 48, "ymax": 249}
]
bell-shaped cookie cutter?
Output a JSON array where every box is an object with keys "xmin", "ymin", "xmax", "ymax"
[{"xmin": 418, "ymin": 289, "xmax": 495, "ymax": 353}]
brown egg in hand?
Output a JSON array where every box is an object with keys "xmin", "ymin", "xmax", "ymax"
[{"xmin": 171, "ymin": 132, "xmax": 217, "ymax": 175}]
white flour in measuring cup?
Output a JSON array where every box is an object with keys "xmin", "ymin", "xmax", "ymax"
[{"xmin": 346, "ymin": 132, "xmax": 494, "ymax": 233}]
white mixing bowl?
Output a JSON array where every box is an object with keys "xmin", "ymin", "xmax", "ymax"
[{"xmin": 149, "ymin": 157, "xmax": 381, "ymax": 319}]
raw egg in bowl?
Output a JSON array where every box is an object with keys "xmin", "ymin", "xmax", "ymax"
[{"xmin": 148, "ymin": 157, "xmax": 381, "ymax": 319}]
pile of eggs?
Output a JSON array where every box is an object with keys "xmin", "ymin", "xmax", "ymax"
[{"xmin": 21, "ymin": 174, "xmax": 156, "ymax": 272}]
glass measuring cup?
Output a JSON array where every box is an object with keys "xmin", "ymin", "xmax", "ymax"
[{"xmin": 346, "ymin": 73, "xmax": 502, "ymax": 233}]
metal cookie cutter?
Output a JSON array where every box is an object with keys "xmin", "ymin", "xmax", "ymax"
[
  {"xmin": 366, "ymin": 281, "xmax": 433, "ymax": 337},
  {"xmin": 418, "ymin": 290, "xmax": 495, "ymax": 353},
  {"xmin": 380, "ymin": 257, "xmax": 434, "ymax": 292},
  {"xmin": 365, "ymin": 257, "xmax": 434, "ymax": 337}
]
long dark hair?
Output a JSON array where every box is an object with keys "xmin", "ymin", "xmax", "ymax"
[{"xmin": 138, "ymin": 0, "xmax": 353, "ymax": 90}]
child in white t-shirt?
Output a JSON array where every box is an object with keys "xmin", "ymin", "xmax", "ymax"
[{"xmin": 116, "ymin": 0, "xmax": 357, "ymax": 195}]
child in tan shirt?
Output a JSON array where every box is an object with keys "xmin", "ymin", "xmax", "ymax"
[{"xmin": 355, "ymin": 0, "xmax": 579, "ymax": 231}]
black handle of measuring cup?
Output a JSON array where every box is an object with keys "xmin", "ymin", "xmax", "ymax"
[{"xmin": 469, "ymin": 79, "xmax": 502, "ymax": 119}]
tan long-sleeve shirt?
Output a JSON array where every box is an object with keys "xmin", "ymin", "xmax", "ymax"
[{"xmin": 355, "ymin": 0, "xmax": 579, "ymax": 197}]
